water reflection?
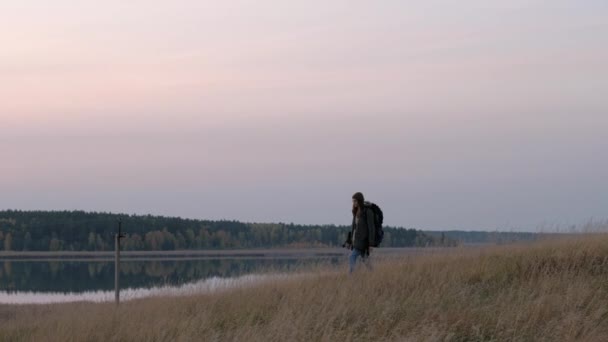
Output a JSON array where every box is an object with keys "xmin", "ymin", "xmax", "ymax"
[
  {"xmin": 0, "ymin": 257, "xmax": 341, "ymax": 297},
  {"xmin": 0, "ymin": 273, "xmax": 303, "ymax": 305}
]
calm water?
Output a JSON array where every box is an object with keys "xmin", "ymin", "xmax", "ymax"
[{"xmin": 0, "ymin": 256, "xmax": 343, "ymax": 304}]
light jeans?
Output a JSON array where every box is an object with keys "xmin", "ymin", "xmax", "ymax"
[{"xmin": 349, "ymin": 248, "xmax": 372, "ymax": 274}]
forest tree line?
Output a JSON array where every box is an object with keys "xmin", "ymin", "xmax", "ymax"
[{"xmin": 0, "ymin": 210, "xmax": 457, "ymax": 251}]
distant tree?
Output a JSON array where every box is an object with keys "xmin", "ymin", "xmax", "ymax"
[
  {"xmin": 144, "ymin": 231, "xmax": 160, "ymax": 250},
  {"xmin": 88, "ymin": 232, "xmax": 96, "ymax": 251},
  {"xmin": 49, "ymin": 238, "xmax": 62, "ymax": 251},
  {"xmin": 4, "ymin": 233, "xmax": 12, "ymax": 251},
  {"xmin": 199, "ymin": 228, "xmax": 211, "ymax": 248},
  {"xmin": 185, "ymin": 229, "xmax": 195, "ymax": 248},
  {"xmin": 95, "ymin": 234, "xmax": 105, "ymax": 251},
  {"xmin": 161, "ymin": 228, "xmax": 176, "ymax": 250},
  {"xmin": 23, "ymin": 232, "xmax": 32, "ymax": 251},
  {"xmin": 126, "ymin": 233, "xmax": 144, "ymax": 251}
]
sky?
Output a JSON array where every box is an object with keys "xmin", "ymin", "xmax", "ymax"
[{"xmin": 1, "ymin": 0, "xmax": 607, "ymax": 231}]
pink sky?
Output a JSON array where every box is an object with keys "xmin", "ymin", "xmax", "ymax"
[{"xmin": 1, "ymin": 1, "xmax": 607, "ymax": 230}]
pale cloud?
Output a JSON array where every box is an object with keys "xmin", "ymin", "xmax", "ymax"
[{"xmin": 1, "ymin": 1, "xmax": 606, "ymax": 230}]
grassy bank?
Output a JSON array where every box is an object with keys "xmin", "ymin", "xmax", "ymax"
[{"xmin": 2, "ymin": 235, "xmax": 608, "ymax": 341}]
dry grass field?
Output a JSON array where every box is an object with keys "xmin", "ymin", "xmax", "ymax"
[{"xmin": 2, "ymin": 235, "xmax": 608, "ymax": 341}]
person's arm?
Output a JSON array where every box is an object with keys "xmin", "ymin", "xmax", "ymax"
[
  {"xmin": 345, "ymin": 231, "xmax": 352, "ymax": 248},
  {"xmin": 345, "ymin": 216, "xmax": 355, "ymax": 248},
  {"xmin": 367, "ymin": 208, "xmax": 376, "ymax": 247}
]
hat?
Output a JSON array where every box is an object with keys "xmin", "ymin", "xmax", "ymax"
[{"xmin": 352, "ymin": 192, "xmax": 365, "ymax": 203}]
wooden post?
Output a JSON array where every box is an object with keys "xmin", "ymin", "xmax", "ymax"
[
  {"xmin": 115, "ymin": 219, "xmax": 123, "ymax": 306},
  {"xmin": 115, "ymin": 234, "xmax": 120, "ymax": 305}
]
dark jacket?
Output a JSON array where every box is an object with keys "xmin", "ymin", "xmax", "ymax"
[{"xmin": 350, "ymin": 206, "xmax": 376, "ymax": 252}]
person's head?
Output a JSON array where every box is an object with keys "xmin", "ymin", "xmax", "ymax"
[{"xmin": 352, "ymin": 192, "xmax": 365, "ymax": 216}]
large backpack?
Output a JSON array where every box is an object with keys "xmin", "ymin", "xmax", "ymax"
[{"xmin": 365, "ymin": 201, "xmax": 384, "ymax": 247}]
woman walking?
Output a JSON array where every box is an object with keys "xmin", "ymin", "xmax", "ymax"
[{"xmin": 346, "ymin": 192, "xmax": 375, "ymax": 273}]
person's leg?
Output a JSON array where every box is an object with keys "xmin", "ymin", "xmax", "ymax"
[
  {"xmin": 362, "ymin": 252, "xmax": 373, "ymax": 271},
  {"xmin": 349, "ymin": 248, "xmax": 361, "ymax": 274}
]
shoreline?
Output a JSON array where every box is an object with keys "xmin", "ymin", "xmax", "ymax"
[{"xmin": 0, "ymin": 247, "xmax": 452, "ymax": 261}]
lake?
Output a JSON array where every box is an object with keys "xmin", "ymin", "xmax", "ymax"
[
  {"xmin": 0, "ymin": 250, "xmax": 347, "ymax": 304},
  {"xmin": 0, "ymin": 248, "xmax": 444, "ymax": 304}
]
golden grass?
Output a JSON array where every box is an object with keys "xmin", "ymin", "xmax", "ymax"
[{"xmin": 2, "ymin": 235, "xmax": 608, "ymax": 341}]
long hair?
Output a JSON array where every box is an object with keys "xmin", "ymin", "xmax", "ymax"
[{"xmin": 352, "ymin": 192, "xmax": 365, "ymax": 217}]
